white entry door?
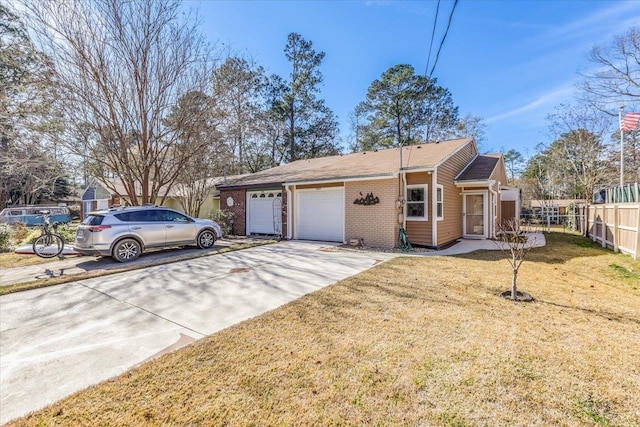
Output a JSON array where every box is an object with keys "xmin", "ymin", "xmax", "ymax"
[
  {"xmin": 463, "ymin": 192, "xmax": 487, "ymax": 238},
  {"xmin": 296, "ymin": 187, "xmax": 344, "ymax": 242},
  {"xmin": 247, "ymin": 191, "xmax": 282, "ymax": 235}
]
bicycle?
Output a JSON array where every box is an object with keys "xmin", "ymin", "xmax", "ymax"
[{"xmin": 32, "ymin": 210, "xmax": 65, "ymax": 258}]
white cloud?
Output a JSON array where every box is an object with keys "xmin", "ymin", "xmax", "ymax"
[
  {"xmin": 532, "ymin": 1, "xmax": 640, "ymax": 47},
  {"xmin": 486, "ymin": 84, "xmax": 575, "ymax": 124}
]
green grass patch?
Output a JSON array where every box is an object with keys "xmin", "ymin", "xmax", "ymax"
[{"xmin": 610, "ymin": 263, "xmax": 640, "ymax": 280}]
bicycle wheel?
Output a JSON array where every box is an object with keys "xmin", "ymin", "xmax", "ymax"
[{"xmin": 33, "ymin": 233, "xmax": 65, "ymax": 258}]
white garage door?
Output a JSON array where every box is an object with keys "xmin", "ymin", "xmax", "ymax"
[
  {"xmin": 296, "ymin": 188, "xmax": 344, "ymax": 242},
  {"xmin": 247, "ymin": 191, "xmax": 282, "ymax": 235}
]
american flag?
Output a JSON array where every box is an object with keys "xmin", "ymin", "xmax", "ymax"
[{"xmin": 621, "ymin": 112, "xmax": 640, "ymax": 131}]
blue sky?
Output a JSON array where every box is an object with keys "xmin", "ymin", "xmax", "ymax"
[{"xmin": 190, "ymin": 0, "xmax": 640, "ymax": 158}]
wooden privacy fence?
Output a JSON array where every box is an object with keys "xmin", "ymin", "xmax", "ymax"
[{"xmin": 584, "ymin": 203, "xmax": 640, "ymax": 260}]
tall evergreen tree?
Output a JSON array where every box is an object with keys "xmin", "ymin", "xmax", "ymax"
[
  {"xmin": 278, "ymin": 33, "xmax": 339, "ymax": 162},
  {"xmin": 356, "ymin": 64, "xmax": 458, "ymax": 151}
]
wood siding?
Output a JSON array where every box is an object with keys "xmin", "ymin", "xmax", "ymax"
[
  {"xmin": 436, "ymin": 142, "xmax": 478, "ymax": 246},
  {"xmin": 405, "ymin": 172, "xmax": 432, "ymax": 246}
]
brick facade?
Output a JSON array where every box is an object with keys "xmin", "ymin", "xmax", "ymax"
[
  {"xmin": 345, "ymin": 179, "xmax": 400, "ymax": 248},
  {"xmin": 220, "ymin": 189, "xmax": 246, "ymax": 236}
]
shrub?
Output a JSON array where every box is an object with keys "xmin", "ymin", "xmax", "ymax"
[
  {"xmin": 0, "ymin": 224, "xmax": 11, "ymax": 252},
  {"xmin": 208, "ymin": 210, "xmax": 235, "ymax": 236},
  {"xmin": 20, "ymin": 223, "xmax": 76, "ymax": 245},
  {"xmin": 55, "ymin": 223, "xmax": 77, "ymax": 244},
  {"xmin": 10, "ymin": 222, "xmax": 28, "ymax": 243}
]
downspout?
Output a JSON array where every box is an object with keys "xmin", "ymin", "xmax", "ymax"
[
  {"xmin": 285, "ymin": 184, "xmax": 293, "ymax": 240},
  {"xmin": 432, "ymin": 168, "xmax": 438, "ymax": 247},
  {"xmin": 402, "ymin": 171, "xmax": 407, "ymax": 230},
  {"xmin": 398, "ymin": 145, "xmax": 407, "ymax": 231},
  {"xmin": 489, "ymin": 179, "xmax": 498, "ymax": 238}
]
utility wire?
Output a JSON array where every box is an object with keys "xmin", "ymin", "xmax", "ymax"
[
  {"xmin": 429, "ymin": 0, "xmax": 459, "ymax": 78},
  {"xmin": 425, "ymin": 0, "xmax": 441, "ymax": 77}
]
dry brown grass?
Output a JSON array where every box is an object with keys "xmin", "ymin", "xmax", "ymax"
[
  {"xmin": 0, "ymin": 251, "xmax": 56, "ymax": 269},
  {"xmin": 9, "ymin": 233, "xmax": 640, "ymax": 426}
]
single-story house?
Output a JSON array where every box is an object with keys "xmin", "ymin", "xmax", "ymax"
[
  {"xmin": 217, "ymin": 137, "xmax": 519, "ymax": 249},
  {"xmin": 80, "ymin": 176, "xmax": 238, "ymax": 219}
]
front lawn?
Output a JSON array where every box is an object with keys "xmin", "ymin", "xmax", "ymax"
[{"xmin": 9, "ymin": 233, "xmax": 640, "ymax": 426}]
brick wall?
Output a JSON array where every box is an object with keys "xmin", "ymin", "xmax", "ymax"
[
  {"xmin": 345, "ymin": 179, "xmax": 399, "ymax": 248},
  {"xmin": 220, "ymin": 189, "xmax": 246, "ymax": 236}
]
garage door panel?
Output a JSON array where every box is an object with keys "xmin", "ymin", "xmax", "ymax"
[
  {"xmin": 297, "ymin": 189, "xmax": 344, "ymax": 242},
  {"xmin": 248, "ymin": 193, "xmax": 282, "ymax": 235}
]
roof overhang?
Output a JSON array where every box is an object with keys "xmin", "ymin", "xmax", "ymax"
[
  {"xmin": 285, "ymin": 173, "xmax": 394, "ymax": 186},
  {"xmin": 219, "ymin": 172, "xmax": 397, "ymax": 190},
  {"xmin": 455, "ymin": 180, "xmax": 491, "ymax": 188},
  {"xmin": 399, "ymin": 166, "xmax": 436, "ymax": 173}
]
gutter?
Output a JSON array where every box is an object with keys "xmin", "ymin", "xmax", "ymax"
[
  {"xmin": 218, "ymin": 173, "xmax": 395, "ymax": 191},
  {"xmin": 489, "ymin": 179, "xmax": 498, "ymax": 238},
  {"xmin": 432, "ymin": 167, "xmax": 438, "ymax": 246},
  {"xmin": 285, "ymin": 184, "xmax": 293, "ymax": 240}
]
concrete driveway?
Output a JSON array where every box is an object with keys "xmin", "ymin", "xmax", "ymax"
[{"xmin": 0, "ymin": 241, "xmax": 396, "ymax": 424}]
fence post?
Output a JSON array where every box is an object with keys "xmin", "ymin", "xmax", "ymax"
[
  {"xmin": 636, "ymin": 204, "xmax": 640, "ymax": 261},
  {"xmin": 601, "ymin": 205, "xmax": 607, "ymax": 248},
  {"xmin": 613, "ymin": 205, "xmax": 619, "ymax": 253},
  {"xmin": 591, "ymin": 205, "xmax": 597, "ymax": 242}
]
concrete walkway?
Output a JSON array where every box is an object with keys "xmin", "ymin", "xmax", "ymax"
[
  {"xmin": 0, "ymin": 241, "xmax": 397, "ymax": 424},
  {"xmin": 417, "ymin": 232, "xmax": 546, "ymax": 256}
]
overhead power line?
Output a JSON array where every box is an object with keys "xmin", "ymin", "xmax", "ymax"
[
  {"xmin": 425, "ymin": 0, "xmax": 441, "ymax": 77},
  {"xmin": 428, "ymin": 0, "xmax": 459, "ymax": 78}
]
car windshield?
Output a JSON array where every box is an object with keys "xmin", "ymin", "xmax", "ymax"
[{"xmin": 82, "ymin": 215, "xmax": 104, "ymax": 225}]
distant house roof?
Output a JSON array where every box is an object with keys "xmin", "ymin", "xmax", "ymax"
[
  {"xmin": 88, "ymin": 175, "xmax": 245, "ymax": 199},
  {"xmin": 171, "ymin": 175, "xmax": 249, "ymax": 198},
  {"xmin": 455, "ymin": 154, "xmax": 501, "ymax": 182},
  {"xmin": 218, "ymin": 138, "xmax": 474, "ymax": 189}
]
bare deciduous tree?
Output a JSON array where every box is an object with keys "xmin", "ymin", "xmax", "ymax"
[
  {"xmin": 546, "ymin": 104, "xmax": 610, "ymax": 199},
  {"xmin": 23, "ymin": 0, "xmax": 216, "ymax": 205},
  {"xmin": 1, "ymin": 4, "xmax": 67, "ymax": 206},
  {"xmin": 164, "ymin": 90, "xmax": 227, "ymax": 217},
  {"xmin": 212, "ymin": 57, "xmax": 265, "ymax": 174},
  {"xmin": 580, "ymin": 26, "xmax": 640, "ymax": 108},
  {"xmin": 496, "ymin": 219, "xmax": 538, "ymax": 301}
]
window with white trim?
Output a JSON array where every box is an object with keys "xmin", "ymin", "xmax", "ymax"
[
  {"xmin": 406, "ymin": 184, "xmax": 428, "ymax": 220},
  {"xmin": 436, "ymin": 184, "xmax": 444, "ymax": 220}
]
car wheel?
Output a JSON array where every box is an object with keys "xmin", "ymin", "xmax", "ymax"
[
  {"xmin": 197, "ymin": 230, "xmax": 216, "ymax": 249},
  {"xmin": 113, "ymin": 238, "xmax": 141, "ymax": 262}
]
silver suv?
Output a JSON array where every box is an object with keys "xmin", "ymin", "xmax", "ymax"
[{"xmin": 74, "ymin": 206, "xmax": 223, "ymax": 262}]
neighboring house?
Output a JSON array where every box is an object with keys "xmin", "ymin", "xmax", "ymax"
[
  {"xmin": 218, "ymin": 137, "xmax": 518, "ymax": 249},
  {"xmin": 80, "ymin": 177, "xmax": 232, "ymax": 219},
  {"xmin": 527, "ymin": 198, "xmax": 587, "ymax": 224}
]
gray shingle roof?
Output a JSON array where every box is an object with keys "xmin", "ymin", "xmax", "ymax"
[{"xmin": 455, "ymin": 155, "xmax": 500, "ymax": 181}]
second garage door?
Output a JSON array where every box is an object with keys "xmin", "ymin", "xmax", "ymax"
[{"xmin": 296, "ymin": 187, "xmax": 344, "ymax": 242}]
